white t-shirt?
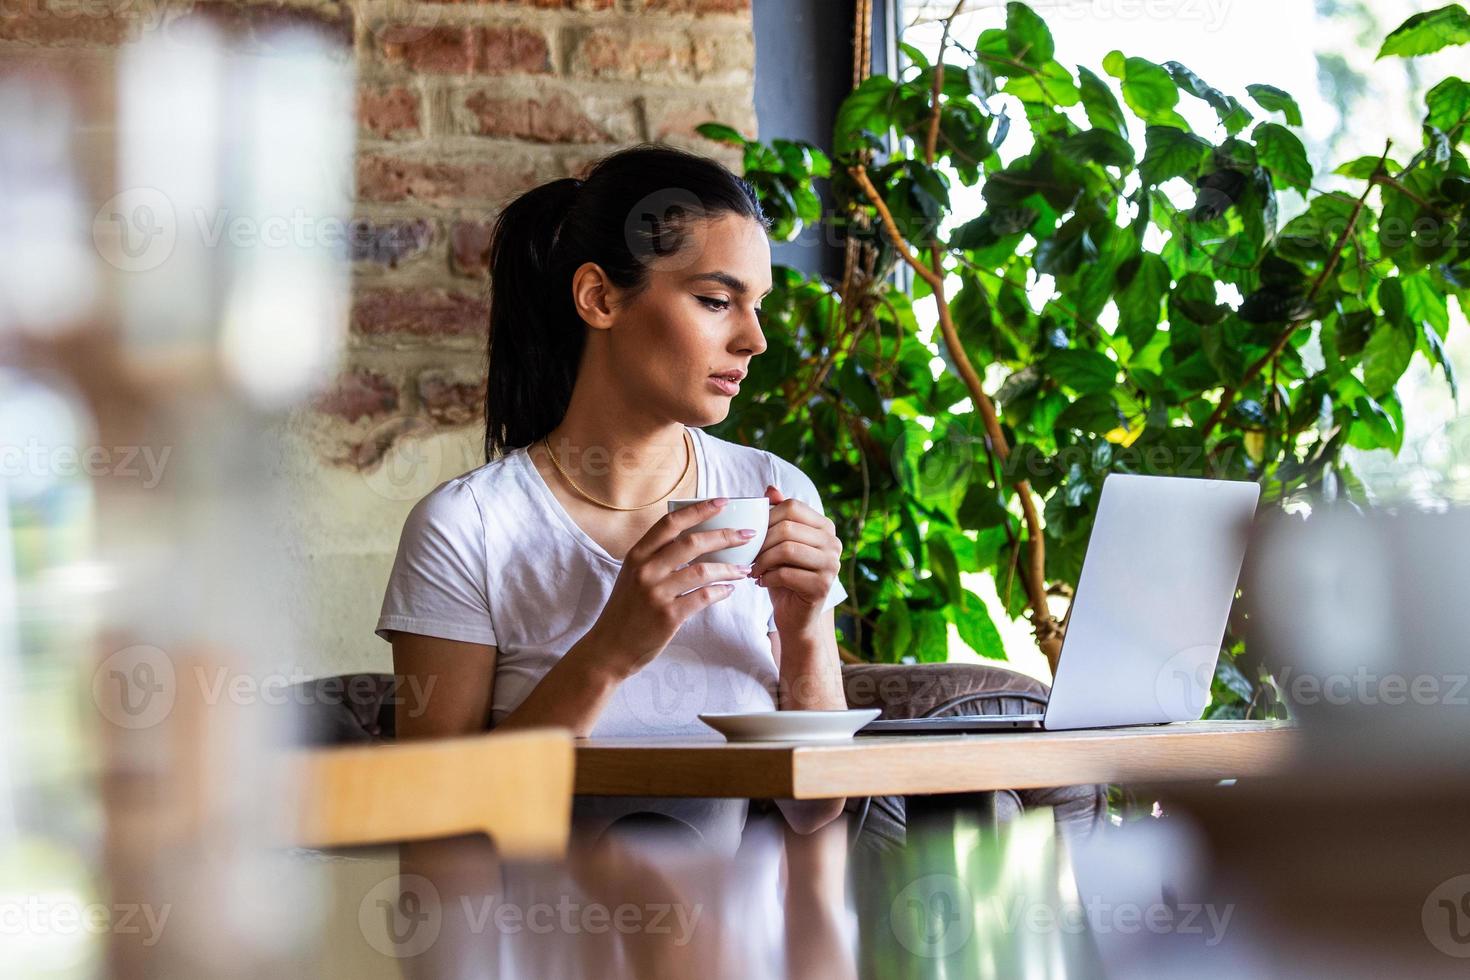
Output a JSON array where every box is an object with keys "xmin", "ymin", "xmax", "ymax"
[{"xmin": 375, "ymin": 424, "xmax": 848, "ymax": 851}]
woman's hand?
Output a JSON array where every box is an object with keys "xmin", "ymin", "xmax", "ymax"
[
  {"xmin": 587, "ymin": 497, "xmax": 756, "ymax": 679},
  {"xmin": 750, "ymin": 484, "xmax": 843, "ymax": 639}
]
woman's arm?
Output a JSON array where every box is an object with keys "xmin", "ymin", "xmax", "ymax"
[
  {"xmin": 769, "ymin": 607, "xmax": 849, "ymax": 834},
  {"xmin": 391, "ymin": 627, "xmax": 632, "ymax": 739}
]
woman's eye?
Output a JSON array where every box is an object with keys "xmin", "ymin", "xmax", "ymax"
[{"xmin": 697, "ymin": 296, "xmax": 730, "ymax": 311}]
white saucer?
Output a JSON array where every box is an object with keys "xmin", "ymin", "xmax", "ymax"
[{"xmin": 697, "ymin": 708, "xmax": 882, "ymax": 743}]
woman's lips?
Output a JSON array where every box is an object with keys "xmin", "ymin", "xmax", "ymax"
[{"xmin": 708, "ymin": 376, "xmax": 740, "ymax": 396}]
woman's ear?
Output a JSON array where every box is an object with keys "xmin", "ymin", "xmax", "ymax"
[{"xmin": 570, "ymin": 260, "xmax": 619, "ymax": 332}]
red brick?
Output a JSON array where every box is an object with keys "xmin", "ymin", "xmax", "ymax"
[
  {"xmin": 690, "ymin": 29, "xmax": 754, "ymax": 84},
  {"xmin": 0, "ymin": 1, "xmax": 133, "ymax": 45},
  {"xmin": 449, "ymin": 220, "xmax": 495, "ymax": 278},
  {"xmin": 340, "ymin": 415, "xmax": 434, "ymax": 470},
  {"xmin": 418, "ymin": 369, "xmax": 486, "ymax": 426},
  {"xmin": 418, "ymin": 0, "xmax": 614, "ymax": 7},
  {"xmin": 352, "ymin": 288, "xmax": 489, "ymax": 339},
  {"xmin": 312, "ymin": 369, "xmax": 400, "ymax": 422},
  {"xmin": 376, "ymin": 24, "xmax": 550, "ymax": 75},
  {"xmin": 356, "ymin": 152, "xmax": 537, "ymax": 205},
  {"xmin": 461, "ymin": 90, "xmax": 635, "ymax": 143},
  {"xmin": 645, "ymin": 96, "xmax": 755, "ymax": 146},
  {"xmin": 567, "ymin": 26, "xmax": 694, "ymax": 83},
  {"xmin": 349, "ymin": 217, "xmax": 435, "ymax": 267},
  {"xmin": 638, "ymin": 0, "xmax": 750, "ymax": 11},
  {"xmin": 358, "ymin": 84, "xmax": 420, "ymax": 140}
]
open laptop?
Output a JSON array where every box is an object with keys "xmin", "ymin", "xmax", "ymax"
[{"xmin": 859, "ymin": 473, "xmax": 1261, "ymax": 734}]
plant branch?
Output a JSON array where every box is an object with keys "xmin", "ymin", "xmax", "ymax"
[
  {"xmin": 1200, "ymin": 139, "xmax": 1392, "ymax": 440},
  {"xmin": 848, "ymin": 162, "xmax": 1064, "ymax": 671}
]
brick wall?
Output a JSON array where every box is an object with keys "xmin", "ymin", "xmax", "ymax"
[
  {"xmin": 3, "ymin": 0, "xmax": 759, "ymax": 672},
  {"xmin": 319, "ymin": 0, "xmax": 757, "ymax": 467}
]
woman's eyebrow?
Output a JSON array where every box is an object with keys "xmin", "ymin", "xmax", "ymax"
[{"xmin": 686, "ymin": 271, "xmax": 773, "ymax": 298}]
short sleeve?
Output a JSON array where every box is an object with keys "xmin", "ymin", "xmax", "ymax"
[
  {"xmin": 764, "ymin": 452, "xmax": 849, "ymax": 633},
  {"xmin": 375, "ymin": 480, "xmax": 498, "ymax": 647}
]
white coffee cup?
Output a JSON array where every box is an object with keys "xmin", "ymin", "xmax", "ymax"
[{"xmin": 667, "ymin": 496, "xmax": 770, "ymax": 565}]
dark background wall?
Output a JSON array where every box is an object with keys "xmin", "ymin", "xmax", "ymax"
[{"xmin": 751, "ymin": 0, "xmax": 896, "ymax": 284}]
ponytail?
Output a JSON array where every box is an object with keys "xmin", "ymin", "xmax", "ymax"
[
  {"xmin": 483, "ymin": 143, "xmax": 769, "ymax": 462},
  {"xmin": 484, "ymin": 176, "xmax": 584, "ymax": 461}
]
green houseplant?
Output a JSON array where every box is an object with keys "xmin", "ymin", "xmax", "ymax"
[{"xmin": 700, "ymin": 2, "xmax": 1470, "ymax": 720}]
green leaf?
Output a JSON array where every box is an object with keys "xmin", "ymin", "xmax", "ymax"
[
  {"xmin": 1006, "ymin": 0, "xmax": 1055, "ymax": 64},
  {"xmin": 1105, "ymin": 53, "xmax": 1183, "ymax": 124},
  {"xmin": 1116, "ymin": 253, "xmax": 1171, "ymax": 350},
  {"xmin": 1139, "ymin": 125, "xmax": 1211, "ymax": 185},
  {"xmin": 1334, "ymin": 155, "xmax": 1398, "ymax": 179},
  {"xmin": 1172, "ymin": 272, "xmax": 1227, "ymax": 325},
  {"xmin": 834, "ymin": 75, "xmax": 897, "ymax": 156},
  {"xmin": 925, "ymin": 533, "xmax": 964, "ymax": 606},
  {"xmin": 1164, "ymin": 61, "xmax": 1253, "ymax": 134},
  {"xmin": 1348, "ymin": 395, "xmax": 1402, "ymax": 453},
  {"xmin": 898, "ymin": 40, "xmax": 931, "ymax": 70},
  {"xmin": 1401, "ymin": 272, "xmax": 1451, "ymax": 333},
  {"xmin": 875, "ymin": 599, "xmax": 913, "ymax": 663},
  {"xmin": 1378, "ymin": 4, "xmax": 1470, "ymax": 58},
  {"xmin": 1056, "ymin": 392, "xmax": 1123, "ymax": 433},
  {"xmin": 1077, "ymin": 66, "xmax": 1128, "ymax": 136},
  {"xmin": 1361, "ymin": 319, "xmax": 1416, "ymax": 397},
  {"xmin": 1034, "ymin": 216, "xmax": 1099, "ymax": 277},
  {"xmin": 1423, "ymin": 323, "xmax": 1460, "ymax": 399},
  {"xmin": 1253, "ymin": 122, "xmax": 1313, "ymax": 195},
  {"xmin": 955, "ymin": 589, "xmax": 1007, "ymax": 660},
  {"xmin": 1046, "ymin": 349, "xmax": 1118, "ymax": 393},
  {"xmin": 911, "ymin": 609, "xmax": 951, "ymax": 663},
  {"xmin": 837, "ymin": 358, "xmax": 883, "ymax": 417},
  {"xmin": 696, "ymin": 122, "xmax": 746, "ymax": 146},
  {"xmin": 1057, "ymin": 128, "xmax": 1136, "ymax": 169},
  {"xmin": 1001, "ymin": 60, "xmax": 1081, "ymax": 106},
  {"xmin": 1246, "ymin": 84, "xmax": 1303, "ymax": 126},
  {"xmin": 1426, "ymin": 77, "xmax": 1470, "ymax": 133}
]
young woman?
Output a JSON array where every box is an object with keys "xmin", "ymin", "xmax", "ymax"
[{"xmin": 376, "ymin": 144, "xmax": 849, "ymax": 851}]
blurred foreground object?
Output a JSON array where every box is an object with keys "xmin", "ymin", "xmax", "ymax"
[{"xmin": 2, "ymin": 13, "xmax": 352, "ymax": 979}]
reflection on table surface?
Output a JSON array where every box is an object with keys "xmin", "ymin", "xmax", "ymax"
[{"xmin": 104, "ymin": 797, "xmax": 1470, "ymax": 980}]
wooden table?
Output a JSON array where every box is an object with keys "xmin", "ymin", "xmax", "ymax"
[{"xmin": 575, "ymin": 720, "xmax": 1298, "ymax": 799}]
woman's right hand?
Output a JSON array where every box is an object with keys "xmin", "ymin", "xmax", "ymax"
[{"xmin": 586, "ymin": 497, "xmax": 756, "ymax": 679}]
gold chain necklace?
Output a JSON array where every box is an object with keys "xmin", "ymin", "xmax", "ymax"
[{"xmin": 542, "ymin": 427, "xmax": 693, "ymax": 511}]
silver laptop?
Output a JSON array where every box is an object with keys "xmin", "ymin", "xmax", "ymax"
[{"xmin": 860, "ymin": 473, "xmax": 1260, "ymax": 734}]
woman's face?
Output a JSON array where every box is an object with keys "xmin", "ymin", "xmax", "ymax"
[{"xmin": 584, "ymin": 212, "xmax": 772, "ymax": 427}]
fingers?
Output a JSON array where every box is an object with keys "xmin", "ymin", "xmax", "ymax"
[
  {"xmin": 667, "ymin": 560, "xmax": 751, "ymax": 596},
  {"xmin": 753, "ymin": 565, "xmax": 831, "ymax": 602},
  {"xmin": 669, "ymin": 579, "xmax": 737, "ymax": 620},
  {"xmin": 750, "ymin": 523, "xmax": 832, "ymax": 577},
  {"xmin": 631, "ymin": 497, "xmax": 729, "ymax": 562},
  {"xmin": 659, "ymin": 525, "xmax": 758, "ymax": 570}
]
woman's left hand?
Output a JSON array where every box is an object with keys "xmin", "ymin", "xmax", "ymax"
[{"xmin": 750, "ymin": 484, "xmax": 842, "ymax": 638}]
